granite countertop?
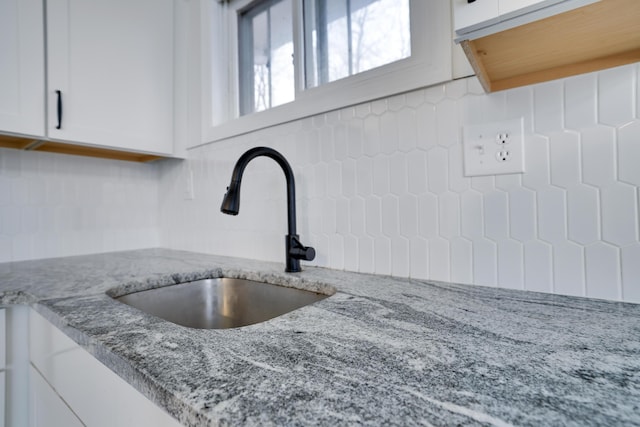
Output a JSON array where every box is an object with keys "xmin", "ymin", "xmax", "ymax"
[{"xmin": 1, "ymin": 248, "xmax": 639, "ymax": 426}]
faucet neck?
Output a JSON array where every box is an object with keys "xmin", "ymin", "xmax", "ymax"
[{"xmin": 227, "ymin": 147, "xmax": 297, "ymax": 236}]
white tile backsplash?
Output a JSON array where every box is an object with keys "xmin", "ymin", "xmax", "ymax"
[
  {"xmin": 497, "ymin": 239, "xmax": 523, "ymax": 289},
  {"xmin": 537, "ymin": 187, "xmax": 567, "ymax": 244},
  {"xmin": 601, "ymin": 184, "xmax": 638, "ymax": 246},
  {"xmin": 483, "ymin": 190, "xmax": 509, "ymax": 240},
  {"xmin": 524, "ymin": 240, "xmax": 553, "ymax": 293},
  {"xmin": 450, "ymin": 236, "xmax": 472, "ymax": 283},
  {"xmin": 566, "ymin": 184, "xmax": 600, "ymax": 245},
  {"xmin": 552, "ymin": 242, "xmax": 585, "ymax": 297},
  {"xmin": 585, "ymin": 242, "xmax": 621, "ymax": 300},
  {"xmin": 622, "ymin": 243, "xmax": 640, "ymax": 301},
  {"xmin": 549, "ymin": 131, "xmax": 581, "ymax": 188},
  {"xmin": 2, "ymin": 63, "xmax": 639, "ymax": 304},
  {"xmin": 581, "ymin": 126, "xmax": 616, "ymax": 187},
  {"xmin": 534, "ymin": 80, "xmax": 564, "ymax": 133},
  {"xmin": 159, "ymin": 63, "xmax": 640, "ymax": 303},
  {"xmin": 564, "ymin": 73, "xmax": 597, "ymax": 130},
  {"xmin": 599, "ymin": 65, "xmax": 636, "ymax": 127},
  {"xmin": 618, "ymin": 121, "xmax": 640, "ymax": 186},
  {"xmin": 0, "ymin": 149, "xmax": 160, "ymax": 262}
]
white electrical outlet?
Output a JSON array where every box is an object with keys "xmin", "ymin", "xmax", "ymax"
[
  {"xmin": 462, "ymin": 118, "xmax": 525, "ymax": 177},
  {"xmin": 496, "ymin": 150, "xmax": 511, "ymax": 162},
  {"xmin": 496, "ymin": 133, "xmax": 509, "ymax": 145}
]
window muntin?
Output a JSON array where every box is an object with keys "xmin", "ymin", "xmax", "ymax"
[
  {"xmin": 238, "ymin": 0, "xmax": 294, "ymax": 115},
  {"xmin": 303, "ymin": 0, "xmax": 411, "ymax": 88}
]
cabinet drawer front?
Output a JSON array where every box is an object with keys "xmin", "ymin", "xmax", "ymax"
[
  {"xmin": 29, "ymin": 310, "xmax": 183, "ymax": 427},
  {"xmin": 0, "ymin": 309, "xmax": 5, "ymax": 369},
  {"xmin": 29, "ymin": 366, "xmax": 83, "ymax": 427},
  {"xmin": 1, "ymin": 371, "xmax": 5, "ymax": 427}
]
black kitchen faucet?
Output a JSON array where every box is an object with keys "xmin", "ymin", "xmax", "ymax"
[{"xmin": 220, "ymin": 147, "xmax": 316, "ymax": 272}]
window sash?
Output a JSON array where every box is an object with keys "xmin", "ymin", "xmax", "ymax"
[
  {"xmin": 238, "ymin": 0, "xmax": 294, "ymax": 115},
  {"xmin": 303, "ymin": 0, "xmax": 411, "ymax": 89}
]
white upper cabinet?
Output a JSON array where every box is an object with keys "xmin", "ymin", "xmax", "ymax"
[
  {"xmin": 0, "ymin": 0, "xmax": 45, "ymax": 138},
  {"xmin": 46, "ymin": 0, "xmax": 175, "ymax": 155},
  {"xmin": 451, "ymin": 0, "xmax": 638, "ymax": 94},
  {"xmin": 453, "ymin": 0, "xmax": 596, "ymax": 35},
  {"xmin": 453, "ymin": 0, "xmax": 500, "ymax": 31},
  {"xmin": 498, "ymin": 0, "xmax": 557, "ymax": 15}
]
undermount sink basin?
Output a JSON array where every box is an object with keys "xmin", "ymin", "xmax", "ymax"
[{"xmin": 115, "ymin": 278, "xmax": 330, "ymax": 329}]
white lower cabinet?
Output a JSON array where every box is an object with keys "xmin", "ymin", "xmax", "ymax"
[
  {"xmin": 1, "ymin": 308, "xmax": 6, "ymax": 368},
  {"xmin": 29, "ymin": 309, "xmax": 183, "ymax": 427},
  {"xmin": 29, "ymin": 366, "xmax": 83, "ymax": 427},
  {"xmin": 1, "ymin": 308, "xmax": 5, "ymax": 427},
  {"xmin": 3, "ymin": 306, "xmax": 29, "ymax": 427},
  {"xmin": 0, "ymin": 371, "xmax": 5, "ymax": 427}
]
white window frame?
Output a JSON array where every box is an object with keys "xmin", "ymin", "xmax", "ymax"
[{"xmin": 196, "ymin": 0, "xmax": 452, "ymax": 146}]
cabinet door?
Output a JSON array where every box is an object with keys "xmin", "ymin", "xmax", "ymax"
[
  {"xmin": 46, "ymin": 0, "xmax": 174, "ymax": 155},
  {"xmin": 0, "ymin": 0, "xmax": 45, "ymax": 137},
  {"xmin": 453, "ymin": 0, "xmax": 500, "ymax": 31},
  {"xmin": 1, "ymin": 371, "xmax": 5, "ymax": 427},
  {"xmin": 30, "ymin": 310, "xmax": 183, "ymax": 427},
  {"xmin": 498, "ymin": 0, "xmax": 564, "ymax": 16},
  {"xmin": 0, "ymin": 309, "xmax": 5, "ymax": 369},
  {"xmin": 0, "ymin": 309, "xmax": 3, "ymax": 427},
  {"xmin": 29, "ymin": 366, "xmax": 84, "ymax": 427},
  {"xmin": 3, "ymin": 306, "xmax": 30, "ymax": 427}
]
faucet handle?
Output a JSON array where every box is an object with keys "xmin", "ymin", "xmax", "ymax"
[
  {"xmin": 291, "ymin": 245, "xmax": 316, "ymax": 261},
  {"xmin": 288, "ymin": 236, "xmax": 316, "ymax": 261}
]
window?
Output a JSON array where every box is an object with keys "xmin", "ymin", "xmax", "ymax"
[
  {"xmin": 237, "ymin": 0, "xmax": 413, "ymax": 115},
  {"xmin": 200, "ymin": 0, "xmax": 451, "ymax": 142},
  {"xmin": 238, "ymin": 0, "xmax": 295, "ymax": 114},
  {"xmin": 303, "ymin": 0, "xmax": 410, "ymax": 88}
]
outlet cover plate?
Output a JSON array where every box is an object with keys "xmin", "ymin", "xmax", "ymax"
[{"xmin": 462, "ymin": 117, "xmax": 525, "ymax": 176}]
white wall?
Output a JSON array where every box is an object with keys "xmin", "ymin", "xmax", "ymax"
[
  {"xmin": 160, "ymin": 64, "xmax": 640, "ymax": 303},
  {"xmin": 0, "ymin": 148, "xmax": 160, "ymax": 263}
]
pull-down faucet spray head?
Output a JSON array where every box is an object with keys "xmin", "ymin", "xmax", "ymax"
[
  {"xmin": 220, "ymin": 146, "xmax": 315, "ymax": 272},
  {"xmin": 220, "ymin": 180, "xmax": 241, "ymax": 215}
]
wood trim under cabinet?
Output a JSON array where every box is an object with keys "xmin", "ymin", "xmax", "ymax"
[
  {"xmin": 0, "ymin": 134, "xmax": 42, "ymax": 150},
  {"xmin": 0, "ymin": 134, "xmax": 164, "ymax": 163},
  {"xmin": 462, "ymin": 0, "xmax": 640, "ymax": 92},
  {"xmin": 33, "ymin": 142, "xmax": 164, "ymax": 163}
]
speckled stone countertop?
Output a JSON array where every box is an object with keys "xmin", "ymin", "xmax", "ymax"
[{"xmin": 1, "ymin": 248, "xmax": 639, "ymax": 426}]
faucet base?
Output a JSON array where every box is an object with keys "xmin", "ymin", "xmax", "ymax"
[{"xmin": 285, "ymin": 234, "xmax": 315, "ymax": 273}]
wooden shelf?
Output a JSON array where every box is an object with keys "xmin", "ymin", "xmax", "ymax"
[
  {"xmin": 460, "ymin": 0, "xmax": 640, "ymax": 92},
  {"xmin": 0, "ymin": 134, "xmax": 165, "ymax": 163}
]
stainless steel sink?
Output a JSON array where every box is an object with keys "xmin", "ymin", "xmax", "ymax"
[{"xmin": 115, "ymin": 278, "xmax": 330, "ymax": 329}]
